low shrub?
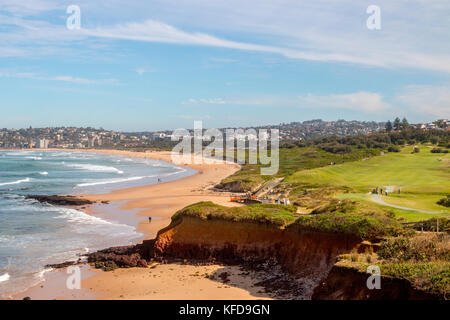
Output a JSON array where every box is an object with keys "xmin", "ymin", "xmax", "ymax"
[
  {"xmin": 378, "ymin": 234, "xmax": 450, "ymax": 262},
  {"xmin": 388, "ymin": 146, "xmax": 400, "ymax": 152},
  {"xmin": 431, "ymin": 147, "xmax": 449, "ymax": 154},
  {"xmin": 437, "ymin": 195, "xmax": 450, "ymax": 208}
]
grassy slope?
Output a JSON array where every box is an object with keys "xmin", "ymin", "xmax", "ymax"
[
  {"xmin": 286, "ymin": 145, "xmax": 450, "ymax": 220},
  {"xmin": 220, "ymin": 147, "xmax": 378, "ymax": 191},
  {"xmin": 172, "ymin": 201, "xmax": 298, "ymax": 226},
  {"xmin": 173, "ymin": 201, "xmax": 403, "ymax": 240}
]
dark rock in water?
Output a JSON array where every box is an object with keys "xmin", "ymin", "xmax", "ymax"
[
  {"xmin": 23, "ymin": 297, "xmax": 31, "ymax": 300},
  {"xmin": 26, "ymin": 195, "xmax": 94, "ymax": 206},
  {"xmin": 46, "ymin": 260, "xmax": 78, "ymax": 269}
]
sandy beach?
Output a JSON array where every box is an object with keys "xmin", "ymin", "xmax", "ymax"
[{"xmin": 11, "ymin": 149, "xmax": 272, "ymax": 300}]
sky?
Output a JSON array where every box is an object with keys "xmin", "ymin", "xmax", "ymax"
[{"xmin": 0, "ymin": 0, "xmax": 449, "ymax": 131}]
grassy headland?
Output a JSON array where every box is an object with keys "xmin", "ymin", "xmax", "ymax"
[{"xmin": 173, "ymin": 201, "xmax": 404, "ymax": 240}]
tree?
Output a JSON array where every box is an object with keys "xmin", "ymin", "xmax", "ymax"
[
  {"xmin": 393, "ymin": 117, "xmax": 401, "ymax": 131},
  {"xmin": 401, "ymin": 117, "xmax": 409, "ymax": 130},
  {"xmin": 385, "ymin": 120, "xmax": 393, "ymax": 132}
]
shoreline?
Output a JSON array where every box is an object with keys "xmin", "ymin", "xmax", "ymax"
[{"xmin": 6, "ymin": 149, "xmax": 272, "ymax": 300}]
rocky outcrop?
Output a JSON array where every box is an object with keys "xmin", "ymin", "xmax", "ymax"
[
  {"xmin": 46, "ymin": 260, "xmax": 78, "ymax": 269},
  {"xmin": 312, "ymin": 266, "xmax": 439, "ymax": 300},
  {"xmin": 87, "ymin": 243, "xmax": 153, "ymax": 269},
  {"xmin": 215, "ymin": 181, "xmax": 246, "ymax": 192},
  {"xmin": 26, "ymin": 195, "xmax": 95, "ymax": 206}
]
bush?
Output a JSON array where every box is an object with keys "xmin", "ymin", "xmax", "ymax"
[
  {"xmin": 378, "ymin": 234, "xmax": 450, "ymax": 262},
  {"xmin": 388, "ymin": 146, "xmax": 400, "ymax": 152},
  {"xmin": 437, "ymin": 196, "xmax": 450, "ymax": 208},
  {"xmin": 319, "ymin": 143, "xmax": 352, "ymax": 154},
  {"xmin": 431, "ymin": 148, "xmax": 449, "ymax": 153},
  {"xmin": 410, "ymin": 217, "xmax": 450, "ymax": 233},
  {"xmin": 413, "ymin": 147, "xmax": 420, "ymax": 153}
]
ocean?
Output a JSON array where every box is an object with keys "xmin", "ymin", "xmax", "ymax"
[{"xmin": 0, "ymin": 150, "xmax": 194, "ymax": 298}]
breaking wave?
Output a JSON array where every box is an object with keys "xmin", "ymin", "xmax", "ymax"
[
  {"xmin": 65, "ymin": 163, "xmax": 124, "ymax": 174},
  {"xmin": 0, "ymin": 178, "xmax": 31, "ymax": 187}
]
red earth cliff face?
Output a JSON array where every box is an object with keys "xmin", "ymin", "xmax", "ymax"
[
  {"xmin": 152, "ymin": 217, "xmax": 360, "ymax": 281},
  {"xmin": 148, "ymin": 217, "xmax": 438, "ymax": 299},
  {"xmin": 90, "ymin": 216, "xmax": 438, "ymax": 299}
]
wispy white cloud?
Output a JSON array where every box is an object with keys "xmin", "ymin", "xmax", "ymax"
[
  {"xmin": 395, "ymin": 85, "xmax": 450, "ymax": 119},
  {"xmin": 80, "ymin": 19, "xmax": 384, "ymax": 68},
  {"xmin": 2, "ymin": 1, "xmax": 450, "ymax": 73},
  {"xmin": 1, "ymin": 1, "xmax": 450, "ymax": 75},
  {"xmin": 183, "ymin": 92, "xmax": 391, "ymax": 114},
  {"xmin": 135, "ymin": 67, "xmax": 152, "ymax": 75},
  {"xmin": 183, "ymin": 98, "xmax": 226, "ymax": 105},
  {"xmin": 209, "ymin": 57, "xmax": 238, "ymax": 63},
  {"xmin": 0, "ymin": 71, "xmax": 118, "ymax": 84},
  {"xmin": 297, "ymin": 92, "xmax": 391, "ymax": 113},
  {"xmin": 0, "ymin": 0, "xmax": 60, "ymax": 16},
  {"xmin": 134, "ymin": 97, "xmax": 153, "ymax": 102},
  {"xmin": 184, "ymin": 87, "xmax": 450, "ymax": 120}
]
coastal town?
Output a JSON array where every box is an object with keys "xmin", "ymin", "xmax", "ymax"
[{"xmin": 0, "ymin": 119, "xmax": 448, "ymax": 149}]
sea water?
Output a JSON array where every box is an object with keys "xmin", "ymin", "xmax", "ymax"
[{"xmin": 0, "ymin": 150, "xmax": 194, "ymax": 298}]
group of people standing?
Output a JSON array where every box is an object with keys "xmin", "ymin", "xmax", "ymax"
[{"xmin": 372, "ymin": 186, "xmax": 401, "ymax": 196}]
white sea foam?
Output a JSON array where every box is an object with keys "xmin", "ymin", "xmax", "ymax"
[
  {"xmin": 36, "ymin": 268, "xmax": 53, "ymax": 279},
  {"xmin": 5, "ymin": 152, "xmax": 33, "ymax": 156},
  {"xmin": 53, "ymin": 208, "xmax": 139, "ymax": 238},
  {"xmin": 162, "ymin": 168, "xmax": 187, "ymax": 177},
  {"xmin": 0, "ymin": 235, "xmax": 13, "ymax": 243},
  {"xmin": 0, "ymin": 273, "xmax": 10, "ymax": 283},
  {"xmin": 54, "ymin": 207, "xmax": 115, "ymax": 225},
  {"xmin": 25, "ymin": 156, "xmax": 42, "ymax": 160},
  {"xmin": 65, "ymin": 163, "xmax": 124, "ymax": 174},
  {"xmin": 75, "ymin": 175, "xmax": 153, "ymax": 187},
  {"xmin": 0, "ymin": 178, "xmax": 31, "ymax": 186},
  {"xmin": 39, "ymin": 172, "xmax": 48, "ymax": 175}
]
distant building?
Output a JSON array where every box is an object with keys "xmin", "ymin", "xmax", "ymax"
[
  {"xmin": 38, "ymin": 139, "xmax": 49, "ymax": 149},
  {"xmin": 88, "ymin": 136, "xmax": 102, "ymax": 148}
]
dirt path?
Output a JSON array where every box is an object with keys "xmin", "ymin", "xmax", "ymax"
[{"xmin": 370, "ymin": 194, "xmax": 440, "ymax": 214}]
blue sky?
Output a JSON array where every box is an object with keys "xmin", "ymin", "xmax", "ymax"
[{"xmin": 0, "ymin": 0, "xmax": 449, "ymax": 131}]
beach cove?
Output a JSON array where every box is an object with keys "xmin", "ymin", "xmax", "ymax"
[{"xmin": 8, "ymin": 149, "xmax": 273, "ymax": 300}]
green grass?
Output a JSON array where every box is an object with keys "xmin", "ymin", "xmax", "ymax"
[
  {"xmin": 286, "ymin": 145, "xmax": 450, "ymax": 216},
  {"xmin": 174, "ymin": 201, "xmax": 404, "ymax": 240},
  {"xmin": 293, "ymin": 212, "xmax": 402, "ymax": 239},
  {"xmin": 337, "ymin": 193, "xmax": 448, "ymax": 222},
  {"xmin": 172, "ymin": 201, "xmax": 298, "ymax": 226},
  {"xmin": 220, "ymin": 146, "xmax": 379, "ymax": 191}
]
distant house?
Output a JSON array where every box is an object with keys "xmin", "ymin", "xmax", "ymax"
[{"xmin": 38, "ymin": 139, "xmax": 49, "ymax": 149}]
